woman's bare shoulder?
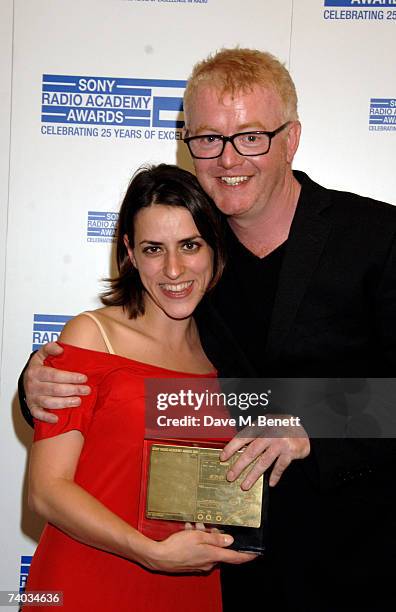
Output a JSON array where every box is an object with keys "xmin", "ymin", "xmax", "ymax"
[{"xmin": 59, "ymin": 309, "xmax": 111, "ymax": 352}]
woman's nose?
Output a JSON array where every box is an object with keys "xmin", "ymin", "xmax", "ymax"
[{"xmin": 164, "ymin": 251, "xmax": 184, "ymax": 279}]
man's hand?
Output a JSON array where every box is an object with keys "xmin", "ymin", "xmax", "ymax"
[
  {"xmin": 24, "ymin": 342, "xmax": 91, "ymax": 423},
  {"xmin": 220, "ymin": 420, "xmax": 310, "ymax": 489}
]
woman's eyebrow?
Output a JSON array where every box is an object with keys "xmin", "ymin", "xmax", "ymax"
[{"xmin": 138, "ymin": 234, "xmax": 202, "ymax": 246}]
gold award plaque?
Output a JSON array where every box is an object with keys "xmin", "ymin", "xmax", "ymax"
[{"xmin": 146, "ymin": 444, "xmax": 263, "ymax": 528}]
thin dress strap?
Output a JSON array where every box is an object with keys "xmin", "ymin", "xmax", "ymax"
[{"xmin": 80, "ymin": 312, "xmax": 116, "ymax": 355}]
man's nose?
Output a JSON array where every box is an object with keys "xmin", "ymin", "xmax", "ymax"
[
  {"xmin": 164, "ymin": 251, "xmax": 184, "ymax": 279},
  {"xmin": 218, "ymin": 140, "xmax": 243, "ymax": 168}
]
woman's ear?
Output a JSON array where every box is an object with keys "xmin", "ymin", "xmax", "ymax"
[{"xmin": 123, "ymin": 234, "xmax": 137, "ymax": 267}]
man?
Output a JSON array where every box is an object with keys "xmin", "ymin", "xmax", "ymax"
[{"xmin": 20, "ymin": 49, "xmax": 396, "ymax": 611}]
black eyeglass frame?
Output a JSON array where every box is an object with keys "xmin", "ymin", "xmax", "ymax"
[{"xmin": 183, "ymin": 121, "xmax": 291, "ymax": 159}]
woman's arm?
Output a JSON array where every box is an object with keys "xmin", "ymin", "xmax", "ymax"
[
  {"xmin": 29, "ymin": 430, "xmax": 153, "ymax": 563},
  {"xmin": 29, "ymin": 429, "xmax": 253, "ymax": 572}
]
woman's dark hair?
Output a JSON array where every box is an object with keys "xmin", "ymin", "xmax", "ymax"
[{"xmin": 101, "ymin": 164, "xmax": 226, "ymax": 318}]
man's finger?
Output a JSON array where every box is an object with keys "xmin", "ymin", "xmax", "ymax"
[
  {"xmin": 35, "ymin": 395, "xmax": 83, "ymax": 410},
  {"xmin": 42, "ymin": 381, "xmax": 90, "ymax": 397},
  {"xmin": 268, "ymin": 454, "xmax": 292, "ymax": 487},
  {"xmin": 39, "ymin": 342, "xmax": 64, "ymax": 359},
  {"xmin": 27, "ymin": 367, "xmax": 88, "ymax": 385},
  {"xmin": 238, "ymin": 449, "xmax": 279, "ymax": 490},
  {"xmin": 29, "ymin": 406, "xmax": 59, "ymax": 423},
  {"xmin": 220, "ymin": 436, "xmax": 252, "ymax": 462},
  {"xmin": 224, "ymin": 438, "xmax": 271, "ymax": 481},
  {"xmin": 44, "ymin": 370, "xmax": 88, "ymax": 385},
  {"xmin": 28, "ymin": 342, "xmax": 63, "ymax": 368}
]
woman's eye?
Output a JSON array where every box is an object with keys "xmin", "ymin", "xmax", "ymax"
[
  {"xmin": 143, "ymin": 246, "xmax": 161, "ymax": 254},
  {"xmin": 182, "ymin": 242, "xmax": 200, "ymax": 252}
]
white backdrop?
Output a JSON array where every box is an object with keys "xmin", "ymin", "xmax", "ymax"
[
  {"xmin": 0, "ymin": 0, "xmax": 13, "ymax": 375},
  {"xmin": 1, "ymin": 0, "xmax": 395, "ymax": 603}
]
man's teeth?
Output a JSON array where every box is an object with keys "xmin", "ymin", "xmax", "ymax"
[
  {"xmin": 161, "ymin": 281, "xmax": 193, "ymax": 292},
  {"xmin": 221, "ymin": 176, "xmax": 249, "ymax": 186}
]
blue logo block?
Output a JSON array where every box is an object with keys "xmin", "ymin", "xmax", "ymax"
[
  {"xmin": 19, "ymin": 556, "xmax": 33, "ymax": 592},
  {"xmin": 152, "ymin": 97, "xmax": 184, "ymax": 129},
  {"xmin": 325, "ymin": 0, "xmax": 395, "ymax": 5},
  {"xmin": 87, "ymin": 211, "xmax": 119, "ymax": 243},
  {"xmin": 41, "ymin": 75, "xmax": 186, "ymax": 131},
  {"xmin": 369, "ymin": 98, "xmax": 396, "ymax": 127},
  {"xmin": 32, "ymin": 314, "xmax": 73, "ymax": 351}
]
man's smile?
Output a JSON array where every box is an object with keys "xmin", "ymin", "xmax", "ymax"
[{"xmin": 220, "ymin": 176, "xmax": 250, "ymax": 186}]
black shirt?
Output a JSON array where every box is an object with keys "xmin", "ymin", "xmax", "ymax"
[{"xmin": 208, "ymin": 222, "xmax": 286, "ymax": 376}]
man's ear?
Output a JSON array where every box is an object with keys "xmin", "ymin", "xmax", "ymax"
[
  {"xmin": 123, "ymin": 234, "xmax": 137, "ymax": 267},
  {"xmin": 286, "ymin": 120, "xmax": 301, "ymax": 164}
]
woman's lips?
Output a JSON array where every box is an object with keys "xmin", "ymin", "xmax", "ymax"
[{"xmin": 159, "ymin": 280, "xmax": 194, "ymax": 299}]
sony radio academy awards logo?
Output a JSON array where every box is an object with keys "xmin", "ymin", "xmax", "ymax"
[
  {"xmin": 369, "ymin": 98, "xmax": 396, "ymax": 130},
  {"xmin": 41, "ymin": 75, "xmax": 186, "ymax": 140},
  {"xmin": 324, "ymin": 0, "xmax": 396, "ymax": 20},
  {"xmin": 32, "ymin": 314, "xmax": 72, "ymax": 351},
  {"xmin": 87, "ymin": 211, "xmax": 119, "ymax": 243}
]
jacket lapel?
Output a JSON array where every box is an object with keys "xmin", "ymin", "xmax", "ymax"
[{"xmin": 265, "ymin": 172, "xmax": 332, "ymax": 362}]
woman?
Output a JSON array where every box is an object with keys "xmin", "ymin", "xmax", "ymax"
[{"xmin": 24, "ymin": 165, "xmax": 254, "ymax": 611}]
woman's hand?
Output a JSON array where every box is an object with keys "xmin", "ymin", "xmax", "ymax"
[{"xmin": 144, "ymin": 527, "xmax": 256, "ymax": 573}]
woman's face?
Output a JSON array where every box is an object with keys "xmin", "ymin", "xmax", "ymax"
[{"xmin": 125, "ymin": 204, "xmax": 214, "ymax": 320}]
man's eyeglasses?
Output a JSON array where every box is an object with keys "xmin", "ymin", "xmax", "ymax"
[{"xmin": 183, "ymin": 121, "xmax": 291, "ymax": 160}]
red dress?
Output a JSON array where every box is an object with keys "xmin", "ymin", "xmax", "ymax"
[{"xmin": 25, "ymin": 343, "xmax": 222, "ymax": 612}]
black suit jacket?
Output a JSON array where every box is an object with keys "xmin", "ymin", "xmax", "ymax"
[
  {"xmin": 196, "ymin": 172, "xmax": 396, "ymax": 610},
  {"xmin": 199, "ymin": 170, "xmax": 396, "ymax": 374},
  {"xmin": 197, "ymin": 171, "xmax": 396, "ymax": 478},
  {"xmin": 267, "ymin": 171, "xmax": 396, "ymax": 375}
]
